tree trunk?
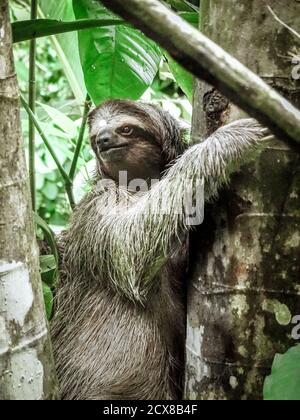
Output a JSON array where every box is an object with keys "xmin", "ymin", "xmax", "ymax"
[
  {"xmin": 185, "ymin": 0, "xmax": 300, "ymax": 400},
  {"xmin": 0, "ymin": 0, "xmax": 58, "ymax": 400}
]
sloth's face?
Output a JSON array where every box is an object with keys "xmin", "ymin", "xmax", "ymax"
[{"xmin": 89, "ymin": 107, "xmax": 164, "ymax": 182}]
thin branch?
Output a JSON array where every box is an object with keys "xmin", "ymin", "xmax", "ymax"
[
  {"xmin": 183, "ymin": 1, "xmax": 199, "ymax": 12},
  {"xmin": 268, "ymin": 6, "xmax": 300, "ymax": 40},
  {"xmin": 28, "ymin": 0, "xmax": 38, "ymax": 212},
  {"xmin": 165, "ymin": 0, "xmax": 198, "ymax": 12},
  {"xmin": 69, "ymin": 94, "xmax": 92, "ymax": 181},
  {"xmin": 12, "ymin": 18, "xmax": 125, "ymax": 43},
  {"xmin": 100, "ymin": 0, "xmax": 300, "ymax": 152},
  {"xmin": 20, "ymin": 95, "xmax": 76, "ymax": 210}
]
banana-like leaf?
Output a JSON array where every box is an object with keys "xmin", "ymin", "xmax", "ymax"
[
  {"xmin": 38, "ymin": 0, "xmax": 86, "ymax": 104},
  {"xmin": 12, "ymin": 18, "xmax": 125, "ymax": 43},
  {"xmin": 73, "ymin": 0, "xmax": 162, "ymax": 104}
]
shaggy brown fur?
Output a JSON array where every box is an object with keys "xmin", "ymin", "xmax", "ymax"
[{"xmin": 51, "ymin": 100, "xmax": 266, "ymax": 400}]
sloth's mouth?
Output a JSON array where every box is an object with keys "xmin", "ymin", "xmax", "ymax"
[{"xmin": 100, "ymin": 143, "xmax": 129, "ymax": 153}]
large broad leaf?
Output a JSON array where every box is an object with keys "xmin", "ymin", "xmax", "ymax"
[
  {"xmin": 166, "ymin": 12, "xmax": 199, "ymax": 103},
  {"xmin": 39, "ymin": 0, "xmax": 86, "ymax": 104},
  {"xmin": 264, "ymin": 345, "xmax": 300, "ymax": 400},
  {"xmin": 73, "ymin": 0, "xmax": 162, "ymax": 104}
]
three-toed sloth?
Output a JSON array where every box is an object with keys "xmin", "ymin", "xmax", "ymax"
[{"xmin": 51, "ymin": 100, "xmax": 266, "ymax": 400}]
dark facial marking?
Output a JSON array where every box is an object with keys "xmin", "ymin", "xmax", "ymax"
[{"xmin": 116, "ymin": 124, "xmax": 159, "ymax": 147}]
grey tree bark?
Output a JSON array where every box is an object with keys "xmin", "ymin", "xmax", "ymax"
[
  {"xmin": 0, "ymin": 0, "xmax": 58, "ymax": 400},
  {"xmin": 185, "ymin": 0, "xmax": 300, "ymax": 400}
]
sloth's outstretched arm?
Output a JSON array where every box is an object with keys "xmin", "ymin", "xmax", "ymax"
[{"xmin": 66, "ymin": 119, "xmax": 266, "ymax": 302}]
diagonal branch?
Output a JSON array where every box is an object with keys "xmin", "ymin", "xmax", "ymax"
[
  {"xmin": 268, "ymin": 6, "xmax": 300, "ymax": 40},
  {"xmin": 101, "ymin": 0, "xmax": 300, "ymax": 152}
]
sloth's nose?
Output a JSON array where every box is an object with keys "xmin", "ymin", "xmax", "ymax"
[{"xmin": 96, "ymin": 129, "xmax": 112, "ymax": 149}]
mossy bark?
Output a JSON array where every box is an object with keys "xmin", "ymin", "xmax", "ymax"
[
  {"xmin": 0, "ymin": 1, "xmax": 58, "ymax": 400},
  {"xmin": 185, "ymin": 0, "xmax": 300, "ymax": 400}
]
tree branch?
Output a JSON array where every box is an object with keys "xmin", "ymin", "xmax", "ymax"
[
  {"xmin": 69, "ymin": 94, "xmax": 91, "ymax": 182},
  {"xmin": 268, "ymin": 6, "xmax": 300, "ymax": 40},
  {"xmin": 28, "ymin": 0, "xmax": 38, "ymax": 212},
  {"xmin": 101, "ymin": 0, "xmax": 300, "ymax": 152}
]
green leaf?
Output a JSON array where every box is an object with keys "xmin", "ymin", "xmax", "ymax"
[
  {"xmin": 166, "ymin": 54, "xmax": 194, "ymax": 103},
  {"xmin": 43, "ymin": 181, "xmax": 59, "ymax": 201},
  {"xmin": 35, "ymin": 213, "xmax": 59, "ymax": 265},
  {"xmin": 40, "ymin": 122, "xmax": 71, "ymax": 140},
  {"xmin": 73, "ymin": 0, "xmax": 162, "ymax": 104},
  {"xmin": 264, "ymin": 345, "xmax": 300, "ymax": 400},
  {"xmin": 165, "ymin": 12, "xmax": 199, "ymax": 103},
  {"xmin": 39, "ymin": 0, "xmax": 86, "ymax": 104},
  {"xmin": 12, "ymin": 18, "xmax": 125, "ymax": 43},
  {"xmin": 40, "ymin": 254, "xmax": 57, "ymax": 272},
  {"xmin": 39, "ymin": 103, "xmax": 78, "ymax": 138},
  {"xmin": 45, "ymin": 172, "xmax": 57, "ymax": 182},
  {"xmin": 40, "ymin": 255, "xmax": 57, "ymax": 288},
  {"xmin": 178, "ymin": 11, "xmax": 199, "ymax": 27},
  {"xmin": 36, "ymin": 155, "xmax": 51, "ymax": 174},
  {"xmin": 42, "ymin": 282, "xmax": 54, "ymax": 320},
  {"xmin": 14, "ymin": 59, "xmax": 28, "ymax": 83},
  {"xmin": 36, "ymin": 173, "xmax": 45, "ymax": 190}
]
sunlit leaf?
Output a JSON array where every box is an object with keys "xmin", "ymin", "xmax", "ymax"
[
  {"xmin": 39, "ymin": 0, "xmax": 86, "ymax": 104},
  {"xmin": 36, "ymin": 173, "xmax": 45, "ymax": 190},
  {"xmin": 73, "ymin": 0, "xmax": 162, "ymax": 104},
  {"xmin": 43, "ymin": 181, "xmax": 59, "ymax": 201},
  {"xmin": 39, "ymin": 103, "xmax": 78, "ymax": 138}
]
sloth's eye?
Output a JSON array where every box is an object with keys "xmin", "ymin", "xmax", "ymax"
[{"xmin": 121, "ymin": 126, "xmax": 133, "ymax": 136}]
